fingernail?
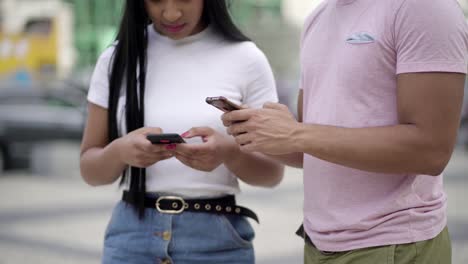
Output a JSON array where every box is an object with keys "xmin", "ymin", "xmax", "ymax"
[
  {"xmin": 166, "ymin": 144, "xmax": 176, "ymax": 150},
  {"xmin": 181, "ymin": 132, "xmax": 189, "ymax": 138}
]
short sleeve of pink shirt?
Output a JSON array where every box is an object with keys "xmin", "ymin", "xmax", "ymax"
[{"xmin": 395, "ymin": 0, "xmax": 468, "ymax": 74}]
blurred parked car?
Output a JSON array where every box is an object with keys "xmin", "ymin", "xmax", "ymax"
[{"xmin": 0, "ymin": 81, "xmax": 86, "ymax": 172}]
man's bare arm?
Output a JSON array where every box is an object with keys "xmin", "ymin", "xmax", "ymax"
[{"xmin": 292, "ymin": 73, "xmax": 465, "ymax": 175}]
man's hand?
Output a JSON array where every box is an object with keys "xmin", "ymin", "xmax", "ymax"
[{"xmin": 222, "ymin": 102, "xmax": 301, "ymax": 155}]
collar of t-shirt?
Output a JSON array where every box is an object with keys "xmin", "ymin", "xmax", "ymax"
[{"xmin": 148, "ymin": 24, "xmax": 214, "ymax": 46}]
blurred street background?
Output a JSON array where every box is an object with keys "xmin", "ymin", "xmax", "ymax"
[{"xmin": 0, "ymin": 0, "xmax": 467, "ymax": 263}]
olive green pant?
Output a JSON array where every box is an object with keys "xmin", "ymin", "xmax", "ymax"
[{"xmin": 304, "ymin": 227, "xmax": 451, "ymax": 264}]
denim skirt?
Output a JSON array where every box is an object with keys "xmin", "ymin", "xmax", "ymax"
[{"xmin": 102, "ymin": 201, "xmax": 255, "ymax": 264}]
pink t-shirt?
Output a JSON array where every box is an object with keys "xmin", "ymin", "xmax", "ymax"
[{"xmin": 300, "ymin": 0, "xmax": 468, "ymax": 251}]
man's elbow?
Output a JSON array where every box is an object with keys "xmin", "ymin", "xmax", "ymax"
[{"xmin": 422, "ymin": 146, "xmax": 453, "ymax": 176}]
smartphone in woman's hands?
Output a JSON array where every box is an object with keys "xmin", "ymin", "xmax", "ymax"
[{"xmin": 147, "ymin": 133, "xmax": 186, "ymax": 144}]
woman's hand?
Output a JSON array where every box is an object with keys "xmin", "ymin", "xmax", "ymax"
[
  {"xmin": 117, "ymin": 127, "xmax": 175, "ymax": 168},
  {"xmin": 174, "ymin": 127, "xmax": 237, "ymax": 172}
]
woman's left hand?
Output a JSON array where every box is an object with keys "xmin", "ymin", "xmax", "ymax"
[{"xmin": 174, "ymin": 127, "xmax": 236, "ymax": 172}]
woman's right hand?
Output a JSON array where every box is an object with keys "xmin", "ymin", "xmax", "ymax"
[{"xmin": 116, "ymin": 127, "xmax": 175, "ymax": 168}]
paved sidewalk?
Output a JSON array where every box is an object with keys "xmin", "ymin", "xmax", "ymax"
[
  {"xmin": 0, "ymin": 144, "xmax": 467, "ymax": 264},
  {"xmin": 0, "ymin": 162, "xmax": 304, "ymax": 263}
]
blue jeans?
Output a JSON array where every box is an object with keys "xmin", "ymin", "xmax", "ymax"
[{"xmin": 102, "ymin": 201, "xmax": 255, "ymax": 264}]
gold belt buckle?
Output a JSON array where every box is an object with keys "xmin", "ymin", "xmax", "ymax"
[{"xmin": 156, "ymin": 196, "xmax": 185, "ymax": 214}]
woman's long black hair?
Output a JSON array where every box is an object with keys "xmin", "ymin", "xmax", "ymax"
[{"xmin": 108, "ymin": 0, "xmax": 250, "ymax": 218}]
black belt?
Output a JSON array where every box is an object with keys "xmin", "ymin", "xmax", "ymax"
[{"xmin": 122, "ymin": 191, "xmax": 259, "ymax": 223}]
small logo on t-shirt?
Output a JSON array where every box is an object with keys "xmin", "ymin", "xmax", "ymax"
[{"xmin": 346, "ymin": 32, "xmax": 375, "ymax": 44}]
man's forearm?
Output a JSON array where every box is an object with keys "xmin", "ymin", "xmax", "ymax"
[
  {"xmin": 267, "ymin": 153, "xmax": 304, "ymax": 168},
  {"xmin": 293, "ymin": 123, "xmax": 455, "ymax": 176}
]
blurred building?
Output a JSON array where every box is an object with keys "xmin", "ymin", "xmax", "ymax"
[
  {"xmin": 0, "ymin": 0, "xmax": 74, "ymax": 81},
  {"xmin": 62, "ymin": 0, "xmax": 123, "ymax": 70},
  {"xmin": 282, "ymin": 0, "xmax": 324, "ymax": 27}
]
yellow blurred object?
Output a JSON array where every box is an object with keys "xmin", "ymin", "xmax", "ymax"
[{"xmin": 0, "ymin": 18, "xmax": 58, "ymax": 80}]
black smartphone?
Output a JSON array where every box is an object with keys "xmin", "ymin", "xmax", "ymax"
[
  {"xmin": 206, "ymin": 96, "xmax": 242, "ymax": 112},
  {"xmin": 146, "ymin": 133, "xmax": 186, "ymax": 144}
]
